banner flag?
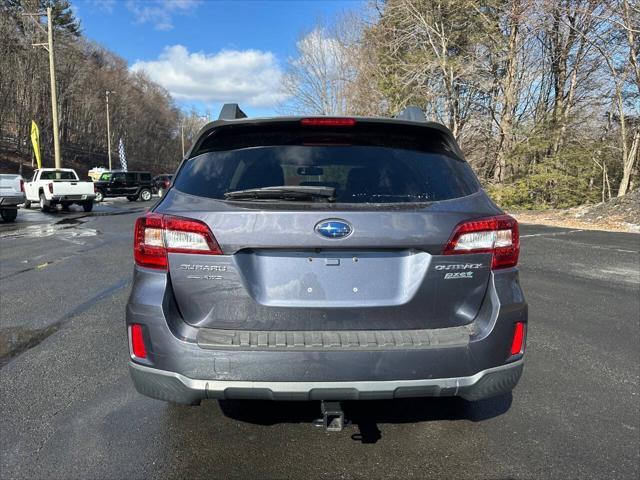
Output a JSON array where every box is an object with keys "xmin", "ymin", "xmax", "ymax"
[
  {"xmin": 30, "ymin": 121, "xmax": 41, "ymax": 169},
  {"xmin": 118, "ymin": 138, "xmax": 127, "ymax": 172}
]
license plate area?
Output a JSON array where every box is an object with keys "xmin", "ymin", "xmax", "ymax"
[{"xmin": 235, "ymin": 249, "xmax": 430, "ymax": 307}]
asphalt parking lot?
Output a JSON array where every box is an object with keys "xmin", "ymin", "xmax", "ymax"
[{"xmin": 0, "ymin": 200, "xmax": 638, "ymax": 479}]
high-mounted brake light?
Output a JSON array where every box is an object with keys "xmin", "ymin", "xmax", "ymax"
[
  {"xmin": 443, "ymin": 215, "xmax": 519, "ymax": 269},
  {"xmin": 134, "ymin": 213, "xmax": 222, "ymax": 270},
  {"xmin": 300, "ymin": 118, "xmax": 356, "ymax": 127},
  {"xmin": 510, "ymin": 322, "xmax": 526, "ymax": 356},
  {"xmin": 129, "ymin": 324, "xmax": 147, "ymax": 359}
]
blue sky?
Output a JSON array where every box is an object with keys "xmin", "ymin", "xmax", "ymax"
[{"xmin": 74, "ymin": 0, "xmax": 364, "ymax": 117}]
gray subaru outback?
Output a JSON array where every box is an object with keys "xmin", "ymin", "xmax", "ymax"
[{"xmin": 127, "ymin": 105, "xmax": 527, "ymax": 414}]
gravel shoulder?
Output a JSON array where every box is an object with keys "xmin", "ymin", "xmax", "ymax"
[{"xmin": 511, "ymin": 190, "xmax": 640, "ymax": 233}]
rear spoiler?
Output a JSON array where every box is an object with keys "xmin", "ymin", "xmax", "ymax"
[
  {"xmin": 217, "ymin": 103, "xmax": 426, "ymax": 122},
  {"xmin": 186, "ymin": 104, "xmax": 461, "ymax": 159}
]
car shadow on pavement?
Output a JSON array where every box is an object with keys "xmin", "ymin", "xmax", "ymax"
[{"xmin": 218, "ymin": 394, "xmax": 512, "ymax": 444}]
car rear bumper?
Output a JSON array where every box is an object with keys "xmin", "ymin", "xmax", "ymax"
[
  {"xmin": 126, "ymin": 268, "xmax": 527, "ymax": 403},
  {"xmin": 51, "ymin": 194, "xmax": 95, "ymax": 202},
  {"xmin": 0, "ymin": 194, "xmax": 25, "ymax": 207},
  {"xmin": 129, "ymin": 359, "xmax": 523, "ymax": 403}
]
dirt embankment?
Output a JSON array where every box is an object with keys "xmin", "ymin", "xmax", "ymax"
[{"xmin": 512, "ymin": 190, "xmax": 640, "ymax": 233}]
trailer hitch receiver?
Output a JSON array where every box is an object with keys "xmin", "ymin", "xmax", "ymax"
[{"xmin": 314, "ymin": 401, "xmax": 346, "ymax": 432}]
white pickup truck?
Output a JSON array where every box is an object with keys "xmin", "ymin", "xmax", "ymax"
[
  {"xmin": 24, "ymin": 168, "xmax": 95, "ymax": 212},
  {"xmin": 0, "ymin": 174, "xmax": 25, "ymax": 222}
]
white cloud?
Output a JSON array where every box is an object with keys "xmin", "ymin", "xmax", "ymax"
[
  {"xmin": 90, "ymin": 0, "xmax": 115, "ymax": 13},
  {"xmin": 131, "ymin": 45, "xmax": 289, "ymax": 107},
  {"xmin": 125, "ymin": 0, "xmax": 201, "ymax": 31}
]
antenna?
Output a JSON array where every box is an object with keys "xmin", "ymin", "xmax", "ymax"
[
  {"xmin": 218, "ymin": 104, "xmax": 247, "ymax": 120},
  {"xmin": 396, "ymin": 106, "xmax": 426, "ymax": 122}
]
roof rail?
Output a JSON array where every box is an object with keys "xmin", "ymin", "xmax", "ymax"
[
  {"xmin": 395, "ymin": 106, "xmax": 426, "ymax": 122},
  {"xmin": 218, "ymin": 103, "xmax": 247, "ymax": 120}
]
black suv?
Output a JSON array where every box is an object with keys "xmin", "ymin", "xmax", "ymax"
[{"xmin": 94, "ymin": 171, "xmax": 154, "ymax": 202}]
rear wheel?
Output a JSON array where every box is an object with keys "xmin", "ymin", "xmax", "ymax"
[
  {"xmin": 23, "ymin": 200, "xmax": 31, "ymax": 209},
  {"xmin": 61, "ymin": 203, "xmax": 70, "ymax": 211},
  {"xmin": 94, "ymin": 190, "xmax": 104, "ymax": 202},
  {"xmin": 139, "ymin": 188, "xmax": 152, "ymax": 202},
  {"xmin": 39, "ymin": 193, "xmax": 50, "ymax": 212},
  {"xmin": 82, "ymin": 201, "xmax": 93, "ymax": 212},
  {"xmin": 1, "ymin": 209, "xmax": 18, "ymax": 222}
]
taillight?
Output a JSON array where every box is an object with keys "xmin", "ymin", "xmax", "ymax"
[
  {"xmin": 163, "ymin": 180, "xmax": 170, "ymax": 189},
  {"xmin": 300, "ymin": 118, "xmax": 356, "ymax": 127},
  {"xmin": 134, "ymin": 213, "xmax": 222, "ymax": 270},
  {"xmin": 20, "ymin": 179, "xmax": 24, "ymax": 192},
  {"xmin": 129, "ymin": 324, "xmax": 147, "ymax": 359},
  {"xmin": 443, "ymin": 215, "xmax": 519, "ymax": 269},
  {"xmin": 510, "ymin": 322, "xmax": 526, "ymax": 356},
  {"xmin": 48, "ymin": 182, "xmax": 54, "ymax": 194}
]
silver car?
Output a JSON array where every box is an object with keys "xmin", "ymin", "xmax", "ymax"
[
  {"xmin": 0, "ymin": 174, "xmax": 25, "ymax": 222},
  {"xmin": 126, "ymin": 105, "xmax": 527, "ymax": 418}
]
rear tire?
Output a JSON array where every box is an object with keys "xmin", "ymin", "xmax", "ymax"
[
  {"xmin": 23, "ymin": 200, "xmax": 31, "ymax": 209},
  {"xmin": 139, "ymin": 188, "xmax": 152, "ymax": 202},
  {"xmin": 39, "ymin": 193, "xmax": 50, "ymax": 212},
  {"xmin": 82, "ymin": 202, "xmax": 94, "ymax": 212},
  {"xmin": 61, "ymin": 203, "xmax": 70, "ymax": 211},
  {"xmin": 94, "ymin": 190, "xmax": 104, "ymax": 202},
  {"xmin": 1, "ymin": 209, "xmax": 18, "ymax": 222}
]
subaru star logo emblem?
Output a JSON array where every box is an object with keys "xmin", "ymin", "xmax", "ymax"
[{"xmin": 315, "ymin": 220, "xmax": 352, "ymax": 239}]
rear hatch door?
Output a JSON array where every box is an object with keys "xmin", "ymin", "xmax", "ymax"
[{"xmin": 160, "ymin": 119, "xmax": 499, "ymax": 331}]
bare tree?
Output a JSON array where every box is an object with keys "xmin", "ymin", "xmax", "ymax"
[
  {"xmin": 615, "ymin": 0, "xmax": 639, "ymax": 195},
  {"xmin": 282, "ymin": 24, "xmax": 357, "ymax": 115},
  {"xmin": 560, "ymin": 0, "xmax": 639, "ymax": 196},
  {"xmin": 482, "ymin": 0, "xmax": 527, "ymax": 182}
]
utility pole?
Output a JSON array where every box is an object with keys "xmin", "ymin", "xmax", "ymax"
[
  {"xmin": 46, "ymin": 8, "xmax": 60, "ymax": 169},
  {"xmin": 105, "ymin": 90, "xmax": 115, "ymax": 170},
  {"xmin": 23, "ymin": 7, "xmax": 61, "ymax": 169}
]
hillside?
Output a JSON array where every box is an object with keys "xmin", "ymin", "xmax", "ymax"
[{"xmin": 0, "ymin": 2, "xmax": 182, "ymax": 177}]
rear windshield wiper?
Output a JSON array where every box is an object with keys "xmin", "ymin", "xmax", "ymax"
[{"xmin": 224, "ymin": 186, "xmax": 336, "ymax": 202}]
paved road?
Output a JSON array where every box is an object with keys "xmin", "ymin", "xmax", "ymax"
[{"xmin": 1, "ymin": 203, "xmax": 638, "ymax": 479}]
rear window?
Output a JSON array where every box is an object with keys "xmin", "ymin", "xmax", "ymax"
[
  {"xmin": 40, "ymin": 170, "xmax": 77, "ymax": 180},
  {"xmin": 174, "ymin": 124, "xmax": 480, "ymax": 204}
]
